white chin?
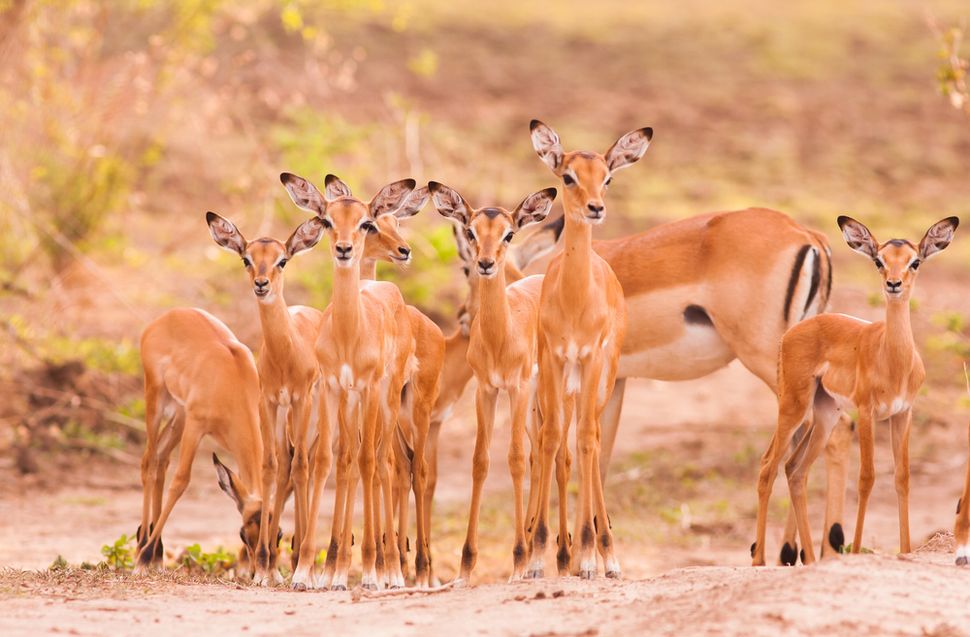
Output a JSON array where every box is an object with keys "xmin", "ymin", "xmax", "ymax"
[
  {"xmin": 585, "ymin": 216, "xmax": 605, "ymax": 225},
  {"xmin": 335, "ymin": 259, "xmax": 354, "ymax": 269}
]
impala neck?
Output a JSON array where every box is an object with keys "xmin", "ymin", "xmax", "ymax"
[
  {"xmin": 332, "ymin": 262, "xmax": 362, "ymax": 343},
  {"xmin": 257, "ymin": 290, "xmax": 296, "ymax": 359},
  {"xmin": 883, "ymin": 298, "xmax": 915, "ymax": 370},
  {"xmin": 360, "ymin": 258, "xmax": 378, "ymax": 282},
  {"xmin": 477, "ymin": 265, "xmax": 512, "ymax": 344},
  {"xmin": 557, "ymin": 211, "xmax": 594, "ymax": 305}
]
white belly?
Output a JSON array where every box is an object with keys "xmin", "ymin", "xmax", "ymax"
[{"xmin": 617, "ymin": 322, "xmax": 734, "ymax": 381}]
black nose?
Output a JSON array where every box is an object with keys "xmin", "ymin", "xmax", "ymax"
[
  {"xmin": 336, "ymin": 243, "xmax": 352, "ymax": 258},
  {"xmin": 478, "ymin": 259, "xmax": 495, "ymax": 272},
  {"xmin": 587, "ymin": 203, "xmax": 604, "ymax": 215},
  {"xmin": 398, "ymin": 246, "xmax": 411, "ymax": 258},
  {"xmin": 886, "ymin": 280, "xmax": 902, "ymax": 291},
  {"xmin": 254, "ymin": 278, "xmax": 269, "ymax": 288}
]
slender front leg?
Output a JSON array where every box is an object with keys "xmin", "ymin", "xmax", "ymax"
[
  {"xmin": 557, "ymin": 393, "xmax": 574, "ymax": 575},
  {"xmin": 851, "ymin": 409, "xmax": 876, "ymax": 553},
  {"xmin": 528, "ymin": 352, "xmax": 563, "ymax": 579},
  {"xmin": 459, "ymin": 384, "xmax": 498, "ymax": 583},
  {"xmin": 573, "ymin": 357, "xmax": 603, "ymax": 579},
  {"xmin": 889, "ymin": 409, "xmax": 912, "ymax": 554},
  {"xmin": 954, "ymin": 420, "xmax": 970, "ymax": 565},
  {"xmin": 411, "ymin": 396, "xmax": 433, "ymax": 587},
  {"xmin": 289, "ymin": 396, "xmax": 313, "ymax": 582},
  {"xmin": 821, "ymin": 415, "xmax": 852, "ymax": 558},
  {"xmin": 293, "ymin": 392, "xmax": 334, "ymax": 590},
  {"xmin": 785, "ymin": 419, "xmax": 830, "ymax": 565},
  {"xmin": 508, "ymin": 386, "xmax": 530, "ymax": 581},
  {"xmin": 359, "ymin": 389, "xmax": 381, "ymax": 590}
]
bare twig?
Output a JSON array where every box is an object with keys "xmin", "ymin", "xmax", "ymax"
[{"xmin": 350, "ymin": 579, "xmax": 459, "ymax": 602}]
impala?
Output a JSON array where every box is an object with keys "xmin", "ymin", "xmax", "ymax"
[
  {"xmin": 135, "ymin": 308, "xmax": 268, "ymax": 581},
  {"xmin": 753, "ymin": 215, "xmax": 959, "ymax": 565}
]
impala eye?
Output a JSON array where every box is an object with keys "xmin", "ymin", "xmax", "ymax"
[
  {"xmin": 242, "ymin": 257, "xmax": 252, "ymax": 268},
  {"xmin": 910, "ymin": 259, "xmax": 920, "ymax": 271},
  {"xmin": 605, "ymin": 177, "xmax": 612, "ymax": 188},
  {"xmin": 277, "ymin": 259, "xmax": 288, "ymax": 270},
  {"xmin": 563, "ymin": 174, "xmax": 575, "ymax": 186},
  {"xmin": 504, "ymin": 231, "xmax": 514, "ymax": 243},
  {"xmin": 319, "ymin": 218, "xmax": 333, "ymax": 229},
  {"xmin": 465, "ymin": 229, "xmax": 475, "ymax": 243},
  {"xmin": 361, "ymin": 221, "xmax": 376, "ymax": 233},
  {"xmin": 873, "ymin": 258, "xmax": 885, "ymax": 270}
]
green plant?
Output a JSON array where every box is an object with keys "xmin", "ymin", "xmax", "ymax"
[
  {"xmin": 49, "ymin": 555, "xmax": 69, "ymax": 571},
  {"xmin": 180, "ymin": 544, "xmax": 236, "ymax": 575},
  {"xmin": 100, "ymin": 534, "xmax": 136, "ymax": 571}
]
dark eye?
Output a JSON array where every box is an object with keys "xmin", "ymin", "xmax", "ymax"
[
  {"xmin": 319, "ymin": 218, "xmax": 333, "ymax": 229},
  {"xmin": 605, "ymin": 177, "xmax": 612, "ymax": 188},
  {"xmin": 563, "ymin": 174, "xmax": 575, "ymax": 186},
  {"xmin": 504, "ymin": 231, "xmax": 514, "ymax": 243},
  {"xmin": 277, "ymin": 259, "xmax": 288, "ymax": 270},
  {"xmin": 873, "ymin": 258, "xmax": 885, "ymax": 270},
  {"xmin": 465, "ymin": 229, "xmax": 475, "ymax": 242},
  {"xmin": 242, "ymin": 257, "xmax": 252, "ymax": 268},
  {"xmin": 910, "ymin": 259, "xmax": 920, "ymax": 271},
  {"xmin": 361, "ymin": 221, "xmax": 376, "ymax": 233}
]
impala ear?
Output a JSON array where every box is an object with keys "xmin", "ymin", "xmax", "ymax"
[
  {"xmin": 604, "ymin": 127, "xmax": 653, "ymax": 172},
  {"xmin": 396, "ymin": 186, "xmax": 430, "ymax": 219},
  {"xmin": 530, "ymin": 119, "xmax": 564, "ymax": 173},
  {"xmin": 206, "ymin": 212, "xmax": 247, "ymax": 256},
  {"xmin": 324, "ymin": 174, "xmax": 352, "ymax": 201},
  {"xmin": 280, "ymin": 172, "xmax": 327, "ymax": 214},
  {"xmin": 837, "ymin": 215, "xmax": 879, "ymax": 259},
  {"xmin": 370, "ymin": 179, "xmax": 416, "ymax": 218},
  {"xmin": 284, "ymin": 217, "xmax": 325, "ymax": 258},
  {"xmin": 918, "ymin": 216, "xmax": 959, "ymax": 261},
  {"xmin": 513, "ymin": 187, "xmax": 557, "ymax": 229},
  {"xmin": 213, "ymin": 453, "xmax": 248, "ymax": 513},
  {"xmin": 509, "ymin": 215, "xmax": 564, "ymax": 270},
  {"xmin": 428, "ymin": 181, "xmax": 471, "ymax": 226}
]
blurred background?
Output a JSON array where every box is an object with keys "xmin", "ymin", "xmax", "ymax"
[{"xmin": 2, "ymin": 0, "xmax": 970, "ymax": 579}]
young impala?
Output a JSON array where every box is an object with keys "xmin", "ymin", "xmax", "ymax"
[
  {"xmin": 753, "ymin": 215, "xmax": 959, "ymax": 565},
  {"xmin": 206, "ymin": 212, "xmax": 326, "ymax": 587},
  {"xmin": 955, "ymin": 415, "xmax": 970, "ymax": 566},
  {"xmin": 430, "ymin": 181, "xmax": 557, "ymax": 582},
  {"xmin": 135, "ymin": 308, "xmax": 269, "ymax": 581},
  {"xmin": 527, "ymin": 120, "xmax": 645, "ymax": 579},
  {"xmin": 281, "ymin": 171, "xmax": 420, "ymax": 591}
]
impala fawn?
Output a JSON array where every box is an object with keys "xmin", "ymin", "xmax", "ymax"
[
  {"xmin": 753, "ymin": 215, "xmax": 959, "ymax": 565},
  {"xmin": 527, "ymin": 120, "xmax": 650, "ymax": 579},
  {"xmin": 136, "ymin": 308, "xmax": 269, "ymax": 581},
  {"xmin": 429, "ymin": 181, "xmax": 557, "ymax": 582},
  {"xmin": 281, "ymin": 171, "xmax": 421, "ymax": 590}
]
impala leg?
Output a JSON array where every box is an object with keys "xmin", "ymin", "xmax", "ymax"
[
  {"xmin": 777, "ymin": 421, "xmax": 808, "ymax": 566},
  {"xmin": 508, "ymin": 386, "xmax": 530, "ymax": 581},
  {"xmin": 423, "ymin": 417, "xmax": 442, "ymax": 585},
  {"xmin": 293, "ymin": 394, "xmax": 334, "ymax": 589},
  {"xmin": 146, "ymin": 415, "xmax": 182, "ymax": 566},
  {"xmin": 138, "ymin": 383, "xmax": 163, "ymax": 557},
  {"xmin": 459, "ymin": 385, "xmax": 498, "ymax": 583},
  {"xmin": 321, "ymin": 391, "xmax": 345, "ymax": 589},
  {"xmin": 591, "ymin": 398, "xmax": 619, "ymax": 577},
  {"xmin": 289, "ymin": 397, "xmax": 313, "ymax": 584},
  {"xmin": 332, "ymin": 397, "xmax": 359, "ymax": 591},
  {"xmin": 851, "ymin": 410, "xmax": 876, "ymax": 553},
  {"xmin": 266, "ymin": 404, "xmax": 291, "ymax": 582},
  {"xmin": 598, "ymin": 378, "xmax": 626, "ymax": 483},
  {"xmin": 573, "ymin": 358, "xmax": 602, "ymax": 580},
  {"xmin": 527, "ymin": 353, "xmax": 563, "ymax": 580},
  {"xmin": 890, "ymin": 409, "xmax": 912, "ymax": 555},
  {"xmin": 377, "ymin": 422, "xmax": 402, "ymax": 588},
  {"xmin": 557, "ymin": 394, "xmax": 574, "ymax": 575},
  {"xmin": 358, "ymin": 390, "xmax": 381, "ymax": 590},
  {"xmin": 392, "ymin": 431, "xmax": 412, "ymax": 583},
  {"xmin": 135, "ymin": 421, "xmax": 204, "ymax": 572},
  {"xmin": 753, "ymin": 377, "xmax": 814, "ymax": 566},
  {"xmin": 252, "ymin": 399, "xmax": 278, "ymax": 586},
  {"xmin": 954, "ymin": 420, "xmax": 970, "ymax": 565},
  {"xmin": 820, "ymin": 415, "xmax": 851, "ymax": 558},
  {"xmin": 525, "ymin": 395, "xmax": 541, "ymax": 545},
  {"xmin": 411, "ymin": 397, "xmax": 433, "ymax": 588}
]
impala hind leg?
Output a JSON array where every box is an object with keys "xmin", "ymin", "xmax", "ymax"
[
  {"xmin": 411, "ymin": 396, "xmax": 434, "ymax": 588},
  {"xmin": 890, "ymin": 409, "xmax": 912, "ymax": 555},
  {"xmin": 358, "ymin": 392, "xmax": 381, "ymax": 590},
  {"xmin": 392, "ymin": 431, "xmax": 412, "ymax": 583},
  {"xmin": 144, "ymin": 414, "xmax": 183, "ymax": 566},
  {"xmin": 138, "ymin": 382, "xmax": 164, "ymax": 560},
  {"xmin": 135, "ymin": 421, "xmax": 204, "ymax": 571},
  {"xmin": 753, "ymin": 376, "xmax": 815, "ymax": 566},
  {"xmin": 954, "ymin": 421, "xmax": 970, "ymax": 565},
  {"xmin": 597, "ymin": 378, "xmax": 626, "ymax": 483},
  {"xmin": 508, "ymin": 387, "xmax": 530, "ymax": 581},
  {"xmin": 423, "ymin": 418, "xmax": 442, "ymax": 586},
  {"xmin": 850, "ymin": 409, "xmax": 875, "ymax": 554},
  {"xmin": 458, "ymin": 385, "xmax": 498, "ymax": 584},
  {"xmin": 820, "ymin": 415, "xmax": 851, "ymax": 558}
]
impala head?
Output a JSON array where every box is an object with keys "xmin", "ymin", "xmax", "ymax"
[
  {"xmin": 838, "ymin": 215, "xmax": 959, "ymax": 301},
  {"xmin": 206, "ymin": 212, "xmax": 324, "ymax": 303},
  {"xmin": 280, "ymin": 172, "xmax": 423, "ymax": 269},
  {"xmin": 363, "ymin": 186, "xmax": 430, "ymax": 266},
  {"xmin": 429, "ymin": 181, "xmax": 557, "ymax": 279},
  {"xmin": 212, "ymin": 454, "xmax": 281, "ymax": 577},
  {"xmin": 529, "ymin": 119, "xmax": 651, "ymax": 224}
]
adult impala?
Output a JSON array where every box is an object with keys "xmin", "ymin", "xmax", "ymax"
[
  {"xmin": 135, "ymin": 308, "xmax": 269, "ymax": 581},
  {"xmin": 753, "ymin": 215, "xmax": 958, "ymax": 565},
  {"xmin": 430, "ymin": 181, "xmax": 557, "ymax": 582},
  {"xmin": 281, "ymin": 171, "xmax": 419, "ymax": 590}
]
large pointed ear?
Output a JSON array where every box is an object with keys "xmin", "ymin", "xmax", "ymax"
[
  {"xmin": 324, "ymin": 174, "xmax": 352, "ymax": 201},
  {"xmin": 284, "ymin": 217, "xmax": 326, "ymax": 258},
  {"xmin": 451, "ymin": 224, "xmax": 475, "ymax": 265},
  {"xmin": 428, "ymin": 181, "xmax": 471, "ymax": 226},
  {"xmin": 837, "ymin": 215, "xmax": 879, "ymax": 259},
  {"xmin": 509, "ymin": 215, "xmax": 564, "ymax": 271},
  {"xmin": 604, "ymin": 127, "xmax": 653, "ymax": 172},
  {"xmin": 918, "ymin": 216, "xmax": 959, "ymax": 260},
  {"xmin": 206, "ymin": 211, "xmax": 247, "ymax": 256},
  {"xmin": 513, "ymin": 187, "xmax": 557, "ymax": 229},
  {"xmin": 396, "ymin": 186, "xmax": 430, "ymax": 219},
  {"xmin": 280, "ymin": 172, "xmax": 327, "ymax": 215},
  {"xmin": 530, "ymin": 119, "xmax": 564, "ymax": 173},
  {"xmin": 213, "ymin": 453, "xmax": 248, "ymax": 513},
  {"xmin": 370, "ymin": 178, "xmax": 416, "ymax": 218}
]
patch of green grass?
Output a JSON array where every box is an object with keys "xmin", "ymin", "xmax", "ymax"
[
  {"xmin": 100, "ymin": 534, "xmax": 136, "ymax": 571},
  {"xmin": 179, "ymin": 544, "xmax": 236, "ymax": 575}
]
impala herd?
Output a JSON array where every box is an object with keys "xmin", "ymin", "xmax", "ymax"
[{"xmin": 132, "ymin": 120, "xmax": 966, "ymax": 590}]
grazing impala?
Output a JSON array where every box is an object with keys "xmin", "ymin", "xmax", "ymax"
[
  {"xmin": 206, "ymin": 212, "xmax": 326, "ymax": 587},
  {"xmin": 526, "ymin": 120, "xmax": 644, "ymax": 579},
  {"xmin": 135, "ymin": 308, "xmax": 268, "ymax": 581},
  {"xmin": 281, "ymin": 171, "xmax": 419, "ymax": 591},
  {"xmin": 753, "ymin": 215, "xmax": 959, "ymax": 566},
  {"xmin": 430, "ymin": 181, "xmax": 557, "ymax": 582}
]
